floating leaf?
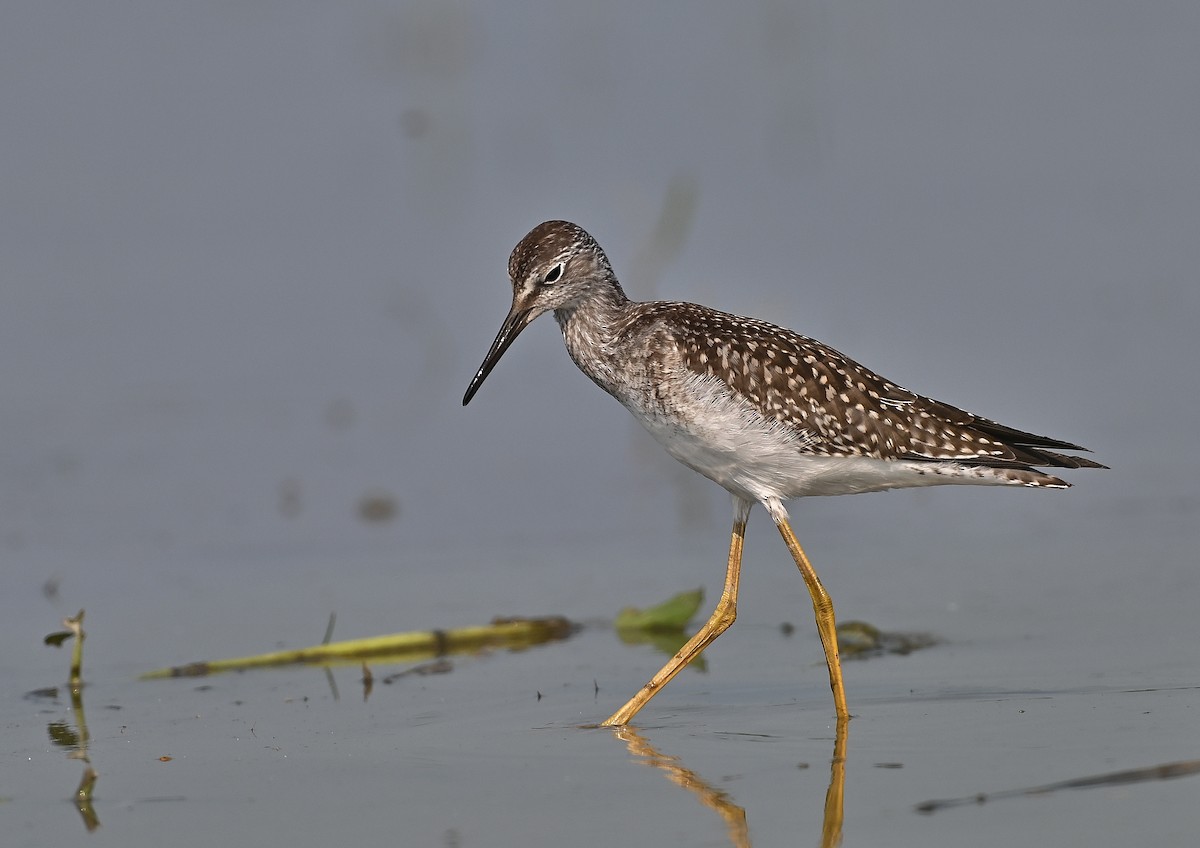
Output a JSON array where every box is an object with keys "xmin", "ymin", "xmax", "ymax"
[
  {"xmin": 836, "ymin": 620, "xmax": 938, "ymax": 659},
  {"xmin": 615, "ymin": 588, "xmax": 704, "ymax": 633}
]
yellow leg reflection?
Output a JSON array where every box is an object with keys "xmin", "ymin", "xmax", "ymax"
[
  {"xmin": 611, "ymin": 718, "xmax": 849, "ymax": 848},
  {"xmin": 614, "ymin": 726, "xmax": 750, "ymax": 848},
  {"xmin": 822, "ymin": 716, "xmax": 849, "ymax": 848}
]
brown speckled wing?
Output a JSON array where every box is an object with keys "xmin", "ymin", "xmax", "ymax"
[{"xmin": 652, "ymin": 302, "xmax": 1102, "ymax": 471}]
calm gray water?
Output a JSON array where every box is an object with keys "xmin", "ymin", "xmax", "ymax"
[{"xmin": 4, "ymin": 3, "xmax": 1198, "ymax": 846}]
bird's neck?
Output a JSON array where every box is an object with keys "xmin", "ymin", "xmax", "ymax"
[{"xmin": 554, "ymin": 279, "xmax": 635, "ymax": 394}]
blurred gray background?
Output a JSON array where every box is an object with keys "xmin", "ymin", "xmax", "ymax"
[
  {"xmin": 2, "ymin": 1, "xmax": 1196, "ymax": 650},
  {"xmin": 7, "ymin": 6, "xmax": 1200, "ymax": 846}
]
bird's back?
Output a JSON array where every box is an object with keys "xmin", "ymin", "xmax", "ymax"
[{"xmin": 581, "ymin": 299, "xmax": 1103, "ymax": 499}]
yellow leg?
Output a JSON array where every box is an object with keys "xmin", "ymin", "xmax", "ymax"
[
  {"xmin": 768, "ymin": 499, "xmax": 849, "ymax": 719},
  {"xmin": 602, "ymin": 498, "xmax": 752, "ymax": 726}
]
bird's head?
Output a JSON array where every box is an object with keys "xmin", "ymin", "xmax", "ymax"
[{"xmin": 463, "ymin": 220, "xmax": 615, "ymax": 405}]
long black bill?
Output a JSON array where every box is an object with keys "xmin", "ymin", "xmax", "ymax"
[{"xmin": 462, "ymin": 305, "xmax": 535, "ymax": 405}]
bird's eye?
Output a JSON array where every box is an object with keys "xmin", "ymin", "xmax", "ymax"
[{"xmin": 542, "ymin": 264, "xmax": 563, "ymax": 284}]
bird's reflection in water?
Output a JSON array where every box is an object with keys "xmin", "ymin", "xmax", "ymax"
[
  {"xmin": 822, "ymin": 717, "xmax": 849, "ymax": 848},
  {"xmin": 613, "ymin": 726, "xmax": 749, "ymax": 847},
  {"xmin": 612, "ymin": 717, "xmax": 849, "ymax": 848}
]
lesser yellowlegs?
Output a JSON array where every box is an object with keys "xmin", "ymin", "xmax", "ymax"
[{"xmin": 463, "ymin": 220, "xmax": 1104, "ymax": 726}]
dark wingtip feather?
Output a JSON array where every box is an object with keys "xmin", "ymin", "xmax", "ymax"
[
  {"xmin": 964, "ymin": 419, "xmax": 1105, "ymax": 470},
  {"xmin": 1032, "ymin": 450, "xmax": 1108, "ymax": 470}
]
